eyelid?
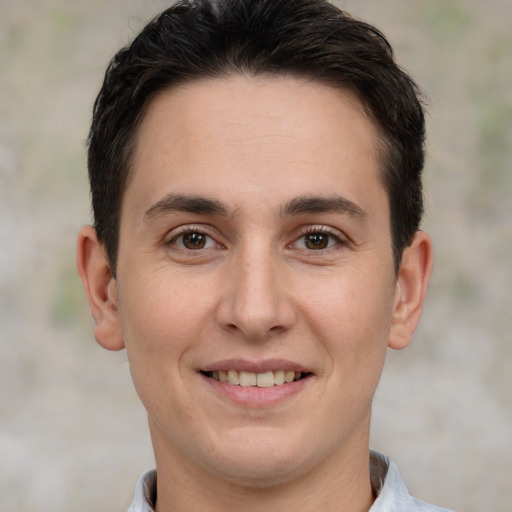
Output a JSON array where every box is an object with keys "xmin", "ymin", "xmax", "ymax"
[
  {"xmin": 290, "ymin": 225, "xmax": 348, "ymax": 250},
  {"xmin": 165, "ymin": 224, "xmax": 223, "ymax": 249},
  {"xmin": 302, "ymin": 225, "xmax": 343, "ymax": 237},
  {"xmin": 166, "ymin": 224, "xmax": 205, "ymax": 239}
]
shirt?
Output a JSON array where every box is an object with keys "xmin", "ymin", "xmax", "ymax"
[{"xmin": 126, "ymin": 450, "xmax": 454, "ymax": 511}]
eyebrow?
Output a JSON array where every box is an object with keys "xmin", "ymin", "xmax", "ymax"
[
  {"xmin": 143, "ymin": 192, "xmax": 368, "ymax": 222},
  {"xmin": 144, "ymin": 193, "xmax": 229, "ymax": 220},
  {"xmin": 282, "ymin": 196, "xmax": 368, "ymax": 220}
]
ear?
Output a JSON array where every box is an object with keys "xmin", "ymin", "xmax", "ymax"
[
  {"xmin": 76, "ymin": 225, "xmax": 125, "ymax": 351},
  {"xmin": 388, "ymin": 231, "xmax": 433, "ymax": 350}
]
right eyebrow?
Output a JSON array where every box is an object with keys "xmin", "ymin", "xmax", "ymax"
[
  {"xmin": 282, "ymin": 195, "xmax": 369, "ymax": 221},
  {"xmin": 143, "ymin": 193, "xmax": 229, "ymax": 221}
]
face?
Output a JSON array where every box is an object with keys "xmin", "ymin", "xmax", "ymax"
[{"xmin": 114, "ymin": 76, "xmax": 401, "ymax": 485}]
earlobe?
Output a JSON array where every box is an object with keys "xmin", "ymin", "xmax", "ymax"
[
  {"xmin": 76, "ymin": 226, "xmax": 125, "ymax": 351},
  {"xmin": 388, "ymin": 231, "xmax": 433, "ymax": 350}
]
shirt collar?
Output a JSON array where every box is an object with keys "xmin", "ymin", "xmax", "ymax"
[
  {"xmin": 126, "ymin": 468, "xmax": 156, "ymax": 512},
  {"xmin": 126, "ymin": 450, "xmax": 451, "ymax": 512}
]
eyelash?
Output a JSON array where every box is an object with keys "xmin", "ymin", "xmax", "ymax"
[
  {"xmin": 292, "ymin": 226, "xmax": 347, "ymax": 251},
  {"xmin": 165, "ymin": 225, "xmax": 347, "ymax": 253},
  {"xmin": 166, "ymin": 226, "xmax": 220, "ymax": 251}
]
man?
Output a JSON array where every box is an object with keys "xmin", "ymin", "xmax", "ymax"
[{"xmin": 76, "ymin": 1, "xmax": 452, "ymax": 510}]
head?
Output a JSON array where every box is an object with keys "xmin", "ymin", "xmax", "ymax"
[
  {"xmin": 88, "ymin": 0, "xmax": 425, "ymax": 277},
  {"xmin": 78, "ymin": 0, "xmax": 433, "ymax": 502}
]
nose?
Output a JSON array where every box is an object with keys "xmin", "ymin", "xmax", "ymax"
[{"xmin": 216, "ymin": 246, "xmax": 296, "ymax": 341}]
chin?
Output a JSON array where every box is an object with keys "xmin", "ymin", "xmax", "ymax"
[
  {"xmin": 212, "ymin": 457, "xmax": 306, "ymax": 489},
  {"xmin": 202, "ymin": 431, "xmax": 318, "ymax": 488}
]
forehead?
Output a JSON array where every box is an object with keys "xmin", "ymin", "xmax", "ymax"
[{"xmin": 126, "ymin": 74, "xmax": 386, "ymax": 220}]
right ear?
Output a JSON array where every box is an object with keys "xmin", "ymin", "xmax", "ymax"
[{"xmin": 76, "ymin": 226, "xmax": 125, "ymax": 351}]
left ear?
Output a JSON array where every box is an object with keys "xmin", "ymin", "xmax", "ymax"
[{"xmin": 388, "ymin": 231, "xmax": 433, "ymax": 350}]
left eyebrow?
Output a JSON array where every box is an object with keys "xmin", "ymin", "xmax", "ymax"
[
  {"xmin": 143, "ymin": 193, "xmax": 229, "ymax": 221},
  {"xmin": 282, "ymin": 196, "xmax": 369, "ymax": 221}
]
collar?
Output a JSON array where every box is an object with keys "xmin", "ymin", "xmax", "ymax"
[{"xmin": 126, "ymin": 450, "xmax": 452, "ymax": 512}]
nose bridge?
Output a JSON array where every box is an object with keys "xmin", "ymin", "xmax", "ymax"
[{"xmin": 218, "ymin": 239, "xmax": 294, "ymax": 339}]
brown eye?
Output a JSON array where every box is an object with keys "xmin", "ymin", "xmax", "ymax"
[
  {"xmin": 304, "ymin": 232, "xmax": 330, "ymax": 250},
  {"xmin": 172, "ymin": 231, "xmax": 216, "ymax": 250},
  {"xmin": 182, "ymin": 232, "xmax": 207, "ymax": 249}
]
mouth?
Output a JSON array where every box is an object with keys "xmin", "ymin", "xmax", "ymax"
[{"xmin": 200, "ymin": 369, "xmax": 312, "ymax": 388}]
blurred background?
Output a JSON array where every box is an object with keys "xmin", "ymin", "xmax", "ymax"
[{"xmin": 0, "ymin": 1, "xmax": 510, "ymax": 510}]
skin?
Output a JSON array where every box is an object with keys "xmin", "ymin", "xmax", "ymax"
[{"xmin": 77, "ymin": 75, "xmax": 432, "ymax": 512}]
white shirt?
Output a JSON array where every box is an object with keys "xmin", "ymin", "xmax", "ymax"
[{"xmin": 126, "ymin": 450, "xmax": 453, "ymax": 511}]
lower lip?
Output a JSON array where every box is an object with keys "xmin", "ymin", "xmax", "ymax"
[{"xmin": 201, "ymin": 374, "xmax": 311, "ymax": 407}]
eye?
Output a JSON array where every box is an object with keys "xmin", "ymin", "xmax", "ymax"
[
  {"xmin": 171, "ymin": 230, "xmax": 217, "ymax": 250},
  {"xmin": 293, "ymin": 229, "xmax": 344, "ymax": 251}
]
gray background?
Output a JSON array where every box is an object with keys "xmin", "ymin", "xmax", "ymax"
[{"xmin": 1, "ymin": 1, "xmax": 511, "ymax": 510}]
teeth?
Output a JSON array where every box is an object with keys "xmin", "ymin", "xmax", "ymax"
[
  {"xmin": 256, "ymin": 371, "xmax": 274, "ymax": 388},
  {"xmin": 274, "ymin": 370, "xmax": 285, "ymax": 385},
  {"xmin": 227, "ymin": 370, "xmax": 240, "ymax": 385},
  {"xmin": 239, "ymin": 371, "xmax": 257, "ymax": 387},
  {"xmin": 209, "ymin": 370, "xmax": 305, "ymax": 387}
]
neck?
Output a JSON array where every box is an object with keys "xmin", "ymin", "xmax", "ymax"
[{"xmin": 151, "ymin": 423, "xmax": 375, "ymax": 512}]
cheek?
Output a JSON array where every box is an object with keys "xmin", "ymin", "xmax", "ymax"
[
  {"xmin": 117, "ymin": 271, "xmax": 207, "ymax": 413},
  {"xmin": 302, "ymin": 266, "xmax": 395, "ymax": 362},
  {"xmin": 119, "ymin": 267, "xmax": 214, "ymax": 343}
]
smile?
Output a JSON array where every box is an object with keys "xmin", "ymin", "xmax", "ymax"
[{"xmin": 201, "ymin": 370, "xmax": 310, "ymax": 387}]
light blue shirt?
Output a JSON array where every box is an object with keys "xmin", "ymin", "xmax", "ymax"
[{"xmin": 127, "ymin": 450, "xmax": 453, "ymax": 511}]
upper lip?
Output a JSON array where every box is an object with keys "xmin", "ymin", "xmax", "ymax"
[{"xmin": 200, "ymin": 358, "xmax": 312, "ymax": 374}]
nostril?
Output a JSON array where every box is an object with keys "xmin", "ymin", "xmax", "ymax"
[{"xmin": 215, "ymin": 282, "xmax": 296, "ymax": 339}]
